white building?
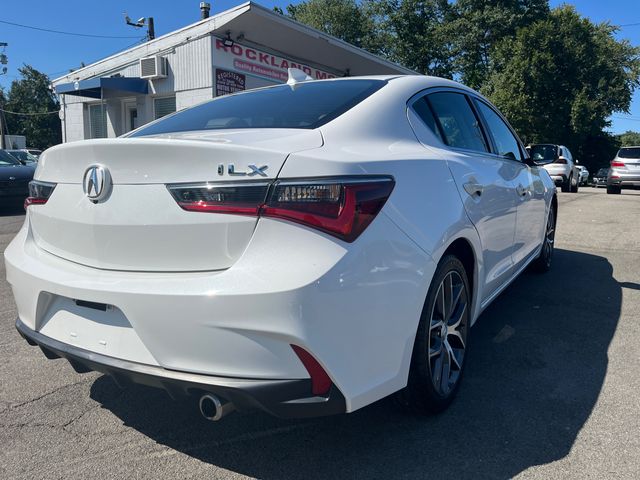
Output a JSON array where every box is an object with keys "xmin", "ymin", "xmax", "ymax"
[{"xmin": 52, "ymin": 1, "xmax": 414, "ymax": 143}]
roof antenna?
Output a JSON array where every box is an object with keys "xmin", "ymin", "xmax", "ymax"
[{"xmin": 287, "ymin": 68, "xmax": 313, "ymax": 87}]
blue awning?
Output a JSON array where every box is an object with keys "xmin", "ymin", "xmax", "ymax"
[{"xmin": 55, "ymin": 77, "xmax": 149, "ymax": 99}]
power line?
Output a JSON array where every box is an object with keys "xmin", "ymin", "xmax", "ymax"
[
  {"xmin": 619, "ymin": 22, "xmax": 640, "ymax": 27},
  {"xmin": 0, "ymin": 108, "xmax": 58, "ymax": 116},
  {"xmin": 0, "ymin": 19, "xmax": 142, "ymax": 39},
  {"xmin": 613, "ymin": 116, "xmax": 640, "ymax": 122}
]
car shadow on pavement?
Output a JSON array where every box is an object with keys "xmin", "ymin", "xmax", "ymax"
[{"xmin": 90, "ymin": 248, "xmax": 620, "ymax": 479}]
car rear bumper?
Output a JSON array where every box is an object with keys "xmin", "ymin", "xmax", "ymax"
[
  {"xmin": 15, "ymin": 317, "xmax": 346, "ymax": 418},
  {"xmin": 5, "ymin": 212, "xmax": 434, "ymax": 414},
  {"xmin": 608, "ymin": 173, "xmax": 640, "ymax": 188}
]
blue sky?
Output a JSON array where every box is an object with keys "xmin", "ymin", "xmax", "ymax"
[{"xmin": 0, "ymin": 0, "xmax": 639, "ymax": 133}]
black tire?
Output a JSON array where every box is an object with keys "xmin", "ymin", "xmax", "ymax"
[
  {"xmin": 607, "ymin": 185, "xmax": 621, "ymax": 194},
  {"xmin": 570, "ymin": 174, "xmax": 579, "ymax": 193},
  {"xmin": 397, "ymin": 255, "xmax": 471, "ymax": 414},
  {"xmin": 561, "ymin": 175, "xmax": 571, "ymax": 192},
  {"xmin": 531, "ymin": 204, "xmax": 556, "ymax": 273}
]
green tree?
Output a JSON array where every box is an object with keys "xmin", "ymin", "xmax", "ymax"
[
  {"xmin": 366, "ymin": 0, "xmax": 454, "ymax": 76},
  {"xmin": 484, "ymin": 6, "xmax": 640, "ymax": 171},
  {"xmin": 4, "ymin": 65, "xmax": 61, "ymax": 149},
  {"xmin": 447, "ymin": 0, "xmax": 550, "ymax": 89},
  {"xmin": 617, "ymin": 130, "xmax": 640, "ymax": 146},
  {"xmin": 282, "ymin": 0, "xmax": 375, "ymax": 49},
  {"xmin": 281, "ymin": 0, "xmax": 454, "ymax": 76}
]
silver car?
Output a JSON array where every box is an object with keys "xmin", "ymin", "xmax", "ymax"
[
  {"xmin": 608, "ymin": 146, "xmax": 640, "ymax": 194},
  {"xmin": 577, "ymin": 166, "xmax": 589, "ymax": 185},
  {"xmin": 529, "ymin": 144, "xmax": 580, "ymax": 192}
]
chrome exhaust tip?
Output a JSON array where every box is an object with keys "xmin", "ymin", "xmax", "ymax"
[{"xmin": 199, "ymin": 394, "xmax": 235, "ymax": 421}]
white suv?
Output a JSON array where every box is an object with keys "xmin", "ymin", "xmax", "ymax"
[{"xmin": 529, "ymin": 144, "xmax": 580, "ymax": 192}]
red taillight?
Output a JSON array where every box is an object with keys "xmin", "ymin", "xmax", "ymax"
[
  {"xmin": 167, "ymin": 182, "xmax": 270, "ymax": 215},
  {"xmin": 168, "ymin": 177, "xmax": 395, "ymax": 243},
  {"xmin": 554, "ymin": 158, "xmax": 567, "ymax": 164},
  {"xmin": 611, "ymin": 160, "xmax": 625, "ymax": 167},
  {"xmin": 262, "ymin": 178, "xmax": 395, "ymax": 242},
  {"xmin": 24, "ymin": 181, "xmax": 56, "ymax": 210},
  {"xmin": 291, "ymin": 345, "xmax": 332, "ymax": 396}
]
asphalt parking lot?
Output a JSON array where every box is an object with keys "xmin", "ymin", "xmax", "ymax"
[{"xmin": 1, "ymin": 187, "xmax": 639, "ymax": 479}]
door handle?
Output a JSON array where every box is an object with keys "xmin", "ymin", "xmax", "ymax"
[
  {"xmin": 516, "ymin": 184, "xmax": 528, "ymax": 197},
  {"xmin": 463, "ymin": 182, "xmax": 484, "ymax": 197}
]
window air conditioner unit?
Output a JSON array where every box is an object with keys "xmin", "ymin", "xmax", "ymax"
[{"xmin": 139, "ymin": 56, "xmax": 167, "ymax": 79}]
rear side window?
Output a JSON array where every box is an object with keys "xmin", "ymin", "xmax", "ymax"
[
  {"xmin": 130, "ymin": 79, "xmax": 386, "ymax": 136},
  {"xmin": 618, "ymin": 147, "xmax": 640, "ymax": 158},
  {"xmin": 412, "ymin": 98, "xmax": 444, "ymax": 143},
  {"xmin": 474, "ymin": 100, "xmax": 522, "ymax": 161},
  {"xmin": 426, "ymin": 92, "xmax": 488, "ymax": 152}
]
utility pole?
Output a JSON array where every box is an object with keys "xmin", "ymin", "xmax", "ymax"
[
  {"xmin": 0, "ymin": 42, "xmax": 7, "ymax": 150},
  {"xmin": 147, "ymin": 17, "xmax": 155, "ymax": 41}
]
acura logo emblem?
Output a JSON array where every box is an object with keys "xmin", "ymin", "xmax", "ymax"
[{"xmin": 83, "ymin": 165, "xmax": 111, "ymax": 202}]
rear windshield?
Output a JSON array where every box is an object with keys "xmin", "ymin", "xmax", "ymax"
[
  {"xmin": 130, "ymin": 79, "xmax": 386, "ymax": 137},
  {"xmin": 529, "ymin": 144, "xmax": 558, "ymax": 161},
  {"xmin": 0, "ymin": 150, "xmax": 20, "ymax": 166},
  {"xmin": 618, "ymin": 147, "xmax": 640, "ymax": 158},
  {"xmin": 597, "ymin": 168, "xmax": 609, "ymax": 176}
]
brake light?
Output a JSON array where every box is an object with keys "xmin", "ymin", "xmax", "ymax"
[
  {"xmin": 263, "ymin": 178, "xmax": 394, "ymax": 242},
  {"xmin": 554, "ymin": 158, "xmax": 567, "ymax": 164},
  {"xmin": 24, "ymin": 181, "xmax": 56, "ymax": 210},
  {"xmin": 167, "ymin": 182, "xmax": 270, "ymax": 215},
  {"xmin": 291, "ymin": 345, "xmax": 332, "ymax": 396},
  {"xmin": 611, "ymin": 160, "xmax": 625, "ymax": 167},
  {"xmin": 167, "ymin": 177, "xmax": 395, "ymax": 243}
]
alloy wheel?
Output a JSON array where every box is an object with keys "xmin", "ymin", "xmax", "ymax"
[
  {"xmin": 428, "ymin": 271, "xmax": 468, "ymax": 397},
  {"xmin": 542, "ymin": 208, "xmax": 555, "ymax": 266}
]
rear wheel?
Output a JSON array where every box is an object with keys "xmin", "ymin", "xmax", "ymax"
[
  {"xmin": 397, "ymin": 255, "xmax": 470, "ymax": 414},
  {"xmin": 531, "ymin": 205, "xmax": 556, "ymax": 273},
  {"xmin": 570, "ymin": 174, "xmax": 579, "ymax": 193},
  {"xmin": 561, "ymin": 175, "xmax": 571, "ymax": 192},
  {"xmin": 607, "ymin": 185, "xmax": 621, "ymax": 194}
]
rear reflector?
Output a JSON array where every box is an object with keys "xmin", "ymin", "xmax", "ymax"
[
  {"xmin": 24, "ymin": 181, "xmax": 56, "ymax": 210},
  {"xmin": 291, "ymin": 345, "xmax": 332, "ymax": 396},
  {"xmin": 167, "ymin": 176, "xmax": 395, "ymax": 243}
]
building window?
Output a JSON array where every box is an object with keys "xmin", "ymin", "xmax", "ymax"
[
  {"xmin": 154, "ymin": 96, "xmax": 176, "ymax": 120},
  {"xmin": 88, "ymin": 104, "xmax": 107, "ymax": 139}
]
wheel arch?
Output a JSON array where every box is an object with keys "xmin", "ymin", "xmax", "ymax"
[{"xmin": 436, "ymin": 235, "xmax": 482, "ymax": 325}]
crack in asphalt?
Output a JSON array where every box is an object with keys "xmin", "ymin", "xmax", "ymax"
[{"xmin": 6, "ymin": 380, "xmax": 89, "ymax": 409}]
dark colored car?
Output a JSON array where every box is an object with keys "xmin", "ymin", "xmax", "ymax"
[
  {"xmin": 592, "ymin": 168, "xmax": 609, "ymax": 188},
  {"xmin": 0, "ymin": 150, "xmax": 36, "ymax": 204}
]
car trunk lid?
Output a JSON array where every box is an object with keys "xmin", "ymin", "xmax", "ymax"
[{"xmin": 30, "ymin": 130, "xmax": 322, "ymax": 272}]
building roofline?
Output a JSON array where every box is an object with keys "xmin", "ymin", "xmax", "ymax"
[{"xmin": 52, "ymin": 1, "xmax": 414, "ymax": 85}]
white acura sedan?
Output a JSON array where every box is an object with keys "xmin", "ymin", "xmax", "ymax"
[{"xmin": 5, "ymin": 74, "xmax": 557, "ymax": 421}]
